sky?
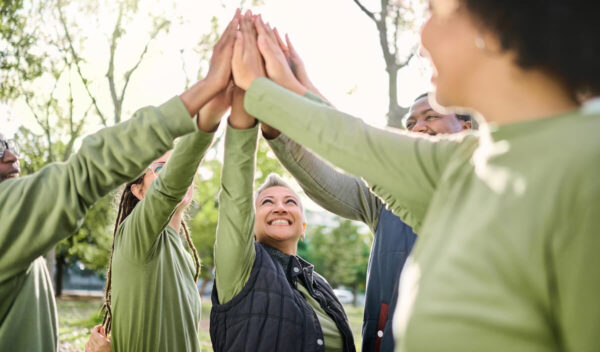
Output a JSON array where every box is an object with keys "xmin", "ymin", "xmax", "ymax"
[{"xmin": 1, "ymin": 0, "xmax": 432, "ymax": 137}]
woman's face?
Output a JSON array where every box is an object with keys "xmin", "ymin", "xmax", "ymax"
[
  {"xmin": 131, "ymin": 151, "xmax": 171, "ymax": 200},
  {"xmin": 254, "ymin": 186, "xmax": 306, "ymax": 251},
  {"xmin": 420, "ymin": 0, "xmax": 485, "ymax": 108}
]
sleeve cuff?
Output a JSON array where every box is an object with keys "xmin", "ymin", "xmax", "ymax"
[{"xmin": 157, "ymin": 96, "xmax": 199, "ymax": 137}]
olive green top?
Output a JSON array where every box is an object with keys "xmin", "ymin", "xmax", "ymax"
[{"xmin": 111, "ymin": 129, "xmax": 214, "ymax": 352}]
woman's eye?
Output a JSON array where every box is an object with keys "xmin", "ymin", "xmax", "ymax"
[
  {"xmin": 286, "ymin": 199, "xmax": 297, "ymax": 205},
  {"xmin": 426, "ymin": 115, "xmax": 439, "ymax": 120},
  {"xmin": 155, "ymin": 166, "xmax": 163, "ymax": 172},
  {"xmin": 261, "ymin": 199, "xmax": 273, "ymax": 205}
]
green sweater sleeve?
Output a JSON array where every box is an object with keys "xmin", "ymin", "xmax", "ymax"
[
  {"xmin": 268, "ymin": 134, "xmax": 382, "ymax": 233},
  {"xmin": 245, "ymin": 78, "xmax": 468, "ymax": 231},
  {"xmin": 116, "ymin": 129, "xmax": 214, "ymax": 261},
  {"xmin": 214, "ymin": 123, "xmax": 259, "ymax": 304},
  {"xmin": 0, "ymin": 97, "xmax": 196, "ymax": 282}
]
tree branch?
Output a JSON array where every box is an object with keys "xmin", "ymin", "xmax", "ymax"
[
  {"xmin": 56, "ymin": 0, "xmax": 108, "ymax": 127},
  {"xmin": 118, "ymin": 19, "xmax": 170, "ymax": 123},
  {"xmin": 392, "ymin": 8, "xmax": 401, "ymax": 58},
  {"xmin": 352, "ymin": 0, "xmax": 377, "ymax": 22},
  {"xmin": 107, "ymin": 3, "xmax": 124, "ymax": 124}
]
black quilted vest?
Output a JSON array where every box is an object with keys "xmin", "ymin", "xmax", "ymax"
[{"xmin": 210, "ymin": 242, "xmax": 355, "ymax": 352}]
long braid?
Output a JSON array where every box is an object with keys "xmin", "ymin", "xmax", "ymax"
[
  {"xmin": 102, "ymin": 177, "xmax": 142, "ymax": 336},
  {"xmin": 181, "ymin": 222, "xmax": 201, "ymax": 282}
]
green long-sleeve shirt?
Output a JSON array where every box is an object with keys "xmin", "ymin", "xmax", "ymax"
[
  {"xmin": 214, "ymin": 123, "xmax": 343, "ymax": 351},
  {"xmin": 266, "ymin": 91, "xmax": 382, "ymax": 233},
  {"xmin": 244, "ymin": 78, "xmax": 600, "ymax": 352},
  {"xmin": 110, "ymin": 129, "xmax": 213, "ymax": 352},
  {"xmin": 0, "ymin": 96, "xmax": 197, "ymax": 351}
]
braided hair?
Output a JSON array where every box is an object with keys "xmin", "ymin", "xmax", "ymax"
[{"xmin": 101, "ymin": 175, "xmax": 201, "ymax": 335}]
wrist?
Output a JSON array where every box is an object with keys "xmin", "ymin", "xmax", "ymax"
[
  {"xmin": 203, "ymin": 74, "xmax": 228, "ymax": 93},
  {"xmin": 228, "ymin": 116, "xmax": 257, "ymax": 130},
  {"xmin": 181, "ymin": 79, "xmax": 220, "ymax": 116},
  {"xmin": 197, "ymin": 113, "xmax": 223, "ymax": 133},
  {"xmin": 282, "ymin": 79, "xmax": 308, "ymax": 96}
]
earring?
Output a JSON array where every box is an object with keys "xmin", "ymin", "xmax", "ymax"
[{"xmin": 475, "ymin": 36, "xmax": 486, "ymax": 49}]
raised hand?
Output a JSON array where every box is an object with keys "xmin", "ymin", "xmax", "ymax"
[
  {"xmin": 205, "ymin": 9, "xmax": 242, "ymax": 91},
  {"xmin": 231, "ymin": 10, "xmax": 266, "ymax": 91},
  {"xmin": 253, "ymin": 15, "xmax": 306, "ymax": 96},
  {"xmin": 180, "ymin": 10, "xmax": 240, "ymax": 119},
  {"xmin": 275, "ymin": 30, "xmax": 328, "ymax": 102},
  {"xmin": 229, "ymin": 85, "xmax": 256, "ymax": 130},
  {"xmin": 197, "ymin": 81, "xmax": 234, "ymax": 132}
]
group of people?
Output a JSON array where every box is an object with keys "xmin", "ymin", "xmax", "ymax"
[{"xmin": 1, "ymin": 0, "xmax": 599, "ymax": 351}]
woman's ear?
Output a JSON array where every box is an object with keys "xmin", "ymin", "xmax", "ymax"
[
  {"xmin": 130, "ymin": 183, "xmax": 144, "ymax": 201},
  {"xmin": 300, "ymin": 222, "xmax": 307, "ymax": 241}
]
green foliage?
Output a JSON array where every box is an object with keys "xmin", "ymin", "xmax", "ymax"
[
  {"xmin": 0, "ymin": 0, "xmax": 43, "ymax": 100},
  {"xmin": 299, "ymin": 217, "xmax": 371, "ymax": 291},
  {"xmin": 189, "ymin": 157, "xmax": 221, "ymax": 280},
  {"xmin": 56, "ymin": 192, "xmax": 116, "ymax": 272}
]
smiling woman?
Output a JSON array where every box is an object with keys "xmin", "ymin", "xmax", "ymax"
[{"xmin": 210, "ymin": 67, "xmax": 355, "ymax": 351}]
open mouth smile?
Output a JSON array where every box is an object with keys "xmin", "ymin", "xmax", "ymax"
[{"xmin": 268, "ymin": 219, "xmax": 292, "ymax": 225}]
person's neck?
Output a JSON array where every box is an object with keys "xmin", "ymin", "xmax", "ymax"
[
  {"xmin": 259, "ymin": 239, "xmax": 298, "ymax": 256},
  {"xmin": 466, "ymin": 67, "xmax": 578, "ymax": 125}
]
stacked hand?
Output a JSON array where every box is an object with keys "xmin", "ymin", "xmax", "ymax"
[{"xmin": 187, "ymin": 8, "xmax": 326, "ymax": 133}]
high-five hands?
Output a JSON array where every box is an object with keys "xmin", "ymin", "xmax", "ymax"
[
  {"xmin": 231, "ymin": 10, "xmax": 266, "ymax": 91},
  {"xmin": 252, "ymin": 16, "xmax": 307, "ymax": 96}
]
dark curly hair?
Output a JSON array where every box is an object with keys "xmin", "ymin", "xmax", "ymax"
[{"xmin": 460, "ymin": 0, "xmax": 600, "ymax": 96}]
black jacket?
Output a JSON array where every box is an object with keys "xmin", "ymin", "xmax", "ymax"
[{"xmin": 210, "ymin": 242, "xmax": 355, "ymax": 352}]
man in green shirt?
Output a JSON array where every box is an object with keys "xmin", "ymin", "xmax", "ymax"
[{"xmin": 0, "ymin": 11, "xmax": 239, "ymax": 350}]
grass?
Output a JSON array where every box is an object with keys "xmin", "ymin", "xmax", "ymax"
[{"xmin": 57, "ymin": 297, "xmax": 364, "ymax": 351}]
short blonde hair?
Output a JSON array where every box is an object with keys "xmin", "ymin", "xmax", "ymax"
[{"xmin": 255, "ymin": 173, "xmax": 303, "ymax": 212}]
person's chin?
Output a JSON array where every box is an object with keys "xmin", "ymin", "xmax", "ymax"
[
  {"xmin": 265, "ymin": 231, "xmax": 296, "ymax": 242},
  {"xmin": 2, "ymin": 172, "xmax": 20, "ymax": 180}
]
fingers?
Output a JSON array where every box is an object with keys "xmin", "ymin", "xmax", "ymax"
[
  {"xmin": 264, "ymin": 21, "xmax": 278, "ymax": 43},
  {"xmin": 218, "ymin": 9, "xmax": 241, "ymax": 47},
  {"xmin": 241, "ymin": 10, "xmax": 256, "ymax": 45},
  {"xmin": 273, "ymin": 28, "xmax": 290, "ymax": 60},
  {"xmin": 285, "ymin": 34, "xmax": 299, "ymax": 59}
]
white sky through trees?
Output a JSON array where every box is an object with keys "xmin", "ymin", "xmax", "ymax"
[{"xmin": 2, "ymin": 0, "xmax": 431, "ymax": 137}]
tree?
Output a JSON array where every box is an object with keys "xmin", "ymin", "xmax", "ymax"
[
  {"xmin": 351, "ymin": 0, "xmax": 422, "ymax": 127},
  {"xmin": 0, "ymin": 0, "xmax": 43, "ymax": 100},
  {"xmin": 299, "ymin": 217, "xmax": 371, "ymax": 305}
]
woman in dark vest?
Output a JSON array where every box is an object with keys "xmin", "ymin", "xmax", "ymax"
[{"xmin": 209, "ymin": 36, "xmax": 355, "ymax": 351}]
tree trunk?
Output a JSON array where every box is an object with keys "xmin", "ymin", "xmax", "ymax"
[
  {"xmin": 386, "ymin": 67, "xmax": 408, "ymax": 128},
  {"xmin": 352, "ymin": 284, "xmax": 359, "ymax": 307},
  {"xmin": 45, "ymin": 247, "xmax": 55, "ymax": 284},
  {"xmin": 55, "ymin": 252, "xmax": 66, "ymax": 297}
]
